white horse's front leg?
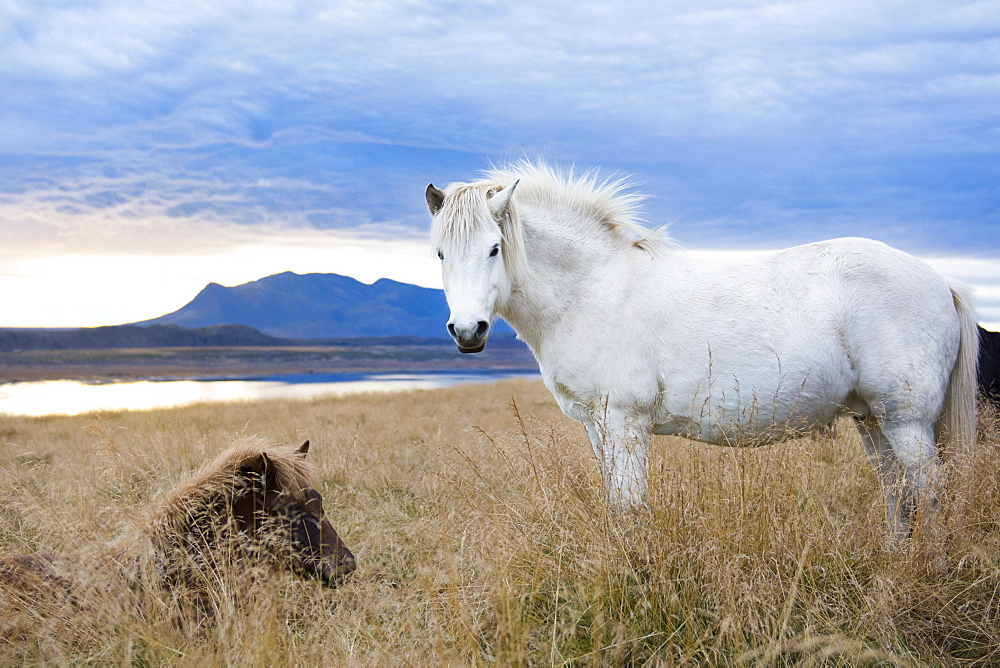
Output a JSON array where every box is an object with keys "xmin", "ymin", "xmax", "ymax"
[{"xmin": 584, "ymin": 409, "xmax": 650, "ymax": 510}]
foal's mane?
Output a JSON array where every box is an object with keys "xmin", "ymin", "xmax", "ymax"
[
  {"xmin": 431, "ymin": 160, "xmax": 668, "ymax": 265},
  {"xmin": 144, "ymin": 437, "xmax": 313, "ymax": 535}
]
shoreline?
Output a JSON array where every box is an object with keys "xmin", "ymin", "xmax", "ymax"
[
  {"xmin": 0, "ymin": 368, "xmax": 543, "ymax": 417},
  {"xmin": 0, "ymin": 343, "xmax": 538, "ymax": 384}
]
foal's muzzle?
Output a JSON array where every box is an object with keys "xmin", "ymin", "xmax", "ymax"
[
  {"xmin": 448, "ymin": 320, "xmax": 489, "ymax": 353},
  {"xmin": 318, "ymin": 553, "xmax": 357, "ymax": 588}
]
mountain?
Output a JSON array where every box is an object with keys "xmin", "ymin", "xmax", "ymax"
[{"xmin": 134, "ymin": 271, "xmax": 463, "ymax": 339}]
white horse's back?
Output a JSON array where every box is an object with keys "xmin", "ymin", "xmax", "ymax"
[{"xmin": 545, "ymin": 237, "xmax": 963, "ymax": 444}]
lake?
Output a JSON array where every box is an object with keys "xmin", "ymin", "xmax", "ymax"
[{"xmin": 0, "ymin": 370, "xmax": 540, "ymax": 417}]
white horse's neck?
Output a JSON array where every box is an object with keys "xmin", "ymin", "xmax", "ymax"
[{"xmin": 495, "ymin": 207, "xmax": 642, "ymax": 356}]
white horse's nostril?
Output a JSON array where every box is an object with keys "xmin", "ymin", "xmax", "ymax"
[{"xmin": 447, "ymin": 319, "xmax": 490, "ymax": 352}]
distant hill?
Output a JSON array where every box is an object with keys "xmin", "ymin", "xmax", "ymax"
[
  {"xmin": 0, "ymin": 272, "xmax": 519, "ymax": 351},
  {"xmin": 134, "ymin": 271, "xmax": 465, "ymax": 339},
  {"xmin": 0, "ymin": 324, "xmax": 290, "ymax": 352}
]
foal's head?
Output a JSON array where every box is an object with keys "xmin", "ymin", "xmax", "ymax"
[{"xmin": 229, "ymin": 440, "xmax": 356, "ymax": 588}]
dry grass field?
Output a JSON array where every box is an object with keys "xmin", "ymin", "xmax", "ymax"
[{"xmin": 1, "ymin": 378, "xmax": 999, "ymax": 665}]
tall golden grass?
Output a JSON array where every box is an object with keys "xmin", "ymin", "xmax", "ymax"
[{"xmin": 1, "ymin": 379, "xmax": 998, "ymax": 665}]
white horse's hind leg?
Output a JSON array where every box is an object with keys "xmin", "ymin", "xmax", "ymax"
[
  {"xmin": 855, "ymin": 418, "xmax": 908, "ymax": 540},
  {"xmin": 882, "ymin": 418, "xmax": 942, "ymax": 536},
  {"xmin": 584, "ymin": 410, "xmax": 650, "ymax": 510},
  {"xmin": 856, "ymin": 416, "xmax": 940, "ymax": 540}
]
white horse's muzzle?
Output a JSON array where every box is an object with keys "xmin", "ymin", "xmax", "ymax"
[{"xmin": 448, "ymin": 319, "xmax": 490, "ymax": 353}]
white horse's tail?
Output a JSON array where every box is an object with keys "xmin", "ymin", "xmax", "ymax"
[{"xmin": 938, "ymin": 283, "xmax": 979, "ymax": 453}]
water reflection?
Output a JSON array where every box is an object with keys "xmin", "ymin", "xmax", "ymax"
[{"xmin": 0, "ymin": 370, "xmax": 539, "ymax": 417}]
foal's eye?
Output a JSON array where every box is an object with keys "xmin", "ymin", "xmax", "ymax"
[{"xmin": 489, "ymin": 244, "xmax": 500, "ymax": 257}]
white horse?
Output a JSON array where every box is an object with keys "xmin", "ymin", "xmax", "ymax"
[{"xmin": 426, "ymin": 161, "xmax": 978, "ymax": 539}]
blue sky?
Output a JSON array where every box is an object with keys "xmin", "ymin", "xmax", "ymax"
[{"xmin": 1, "ymin": 0, "xmax": 998, "ymax": 328}]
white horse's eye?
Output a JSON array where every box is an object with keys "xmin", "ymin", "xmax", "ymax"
[
  {"xmin": 437, "ymin": 250, "xmax": 444, "ymax": 260},
  {"xmin": 489, "ymin": 244, "xmax": 500, "ymax": 257}
]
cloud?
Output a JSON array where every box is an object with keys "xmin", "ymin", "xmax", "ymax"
[
  {"xmin": 923, "ymin": 256, "xmax": 1000, "ymax": 330},
  {"xmin": 5, "ymin": 1, "xmax": 997, "ymax": 148},
  {"xmin": 0, "ymin": 164, "xmax": 429, "ymax": 264},
  {"xmin": 0, "ymin": 0, "xmax": 996, "ymax": 326}
]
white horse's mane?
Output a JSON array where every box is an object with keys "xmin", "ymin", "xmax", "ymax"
[
  {"xmin": 431, "ymin": 161, "xmax": 671, "ymax": 270},
  {"xmin": 486, "ymin": 161, "xmax": 669, "ymax": 254}
]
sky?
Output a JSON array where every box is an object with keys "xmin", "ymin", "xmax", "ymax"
[{"xmin": 1, "ymin": 0, "xmax": 998, "ymax": 329}]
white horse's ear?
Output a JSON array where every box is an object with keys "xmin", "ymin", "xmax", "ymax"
[
  {"xmin": 488, "ymin": 180, "xmax": 519, "ymax": 220},
  {"xmin": 426, "ymin": 184, "xmax": 445, "ymax": 215}
]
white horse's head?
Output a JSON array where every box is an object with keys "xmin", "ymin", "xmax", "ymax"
[{"xmin": 426, "ymin": 180, "xmax": 520, "ymax": 353}]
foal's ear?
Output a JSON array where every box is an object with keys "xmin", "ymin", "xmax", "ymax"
[
  {"xmin": 426, "ymin": 184, "xmax": 445, "ymax": 215},
  {"xmin": 297, "ymin": 440, "xmax": 310, "ymax": 456},
  {"xmin": 488, "ymin": 179, "xmax": 518, "ymax": 220},
  {"xmin": 260, "ymin": 451, "xmax": 278, "ymax": 490}
]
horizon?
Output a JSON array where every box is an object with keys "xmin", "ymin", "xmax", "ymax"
[
  {"xmin": 1, "ymin": 2, "xmax": 997, "ymax": 329},
  {"xmin": 3, "ymin": 254, "xmax": 999, "ymax": 332}
]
